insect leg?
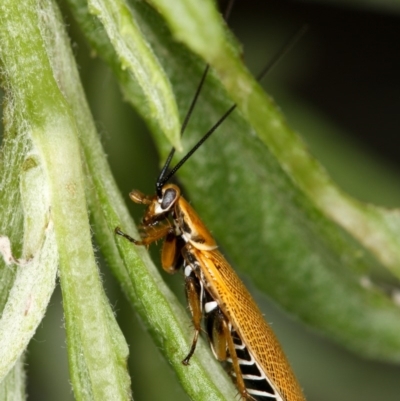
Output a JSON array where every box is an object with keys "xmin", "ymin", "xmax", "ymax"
[
  {"xmin": 209, "ymin": 310, "xmax": 256, "ymax": 401},
  {"xmin": 161, "ymin": 233, "xmax": 185, "ymax": 274},
  {"xmin": 115, "ymin": 225, "xmax": 172, "ymax": 246},
  {"xmin": 182, "ymin": 271, "xmax": 202, "ymax": 365}
]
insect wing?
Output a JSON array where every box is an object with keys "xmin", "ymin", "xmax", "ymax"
[{"xmin": 192, "ymin": 248, "xmax": 305, "ymax": 401}]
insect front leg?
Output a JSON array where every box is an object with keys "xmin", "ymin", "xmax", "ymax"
[
  {"xmin": 116, "ymin": 224, "xmax": 185, "ymax": 274},
  {"xmin": 115, "ymin": 223, "xmax": 172, "ymax": 246}
]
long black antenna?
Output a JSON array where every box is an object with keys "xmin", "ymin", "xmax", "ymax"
[
  {"xmin": 156, "ymin": 64, "xmax": 210, "ymax": 196},
  {"xmin": 156, "ymin": 0, "xmax": 236, "ymax": 198},
  {"xmin": 256, "ymin": 24, "xmax": 308, "ymax": 82},
  {"xmin": 157, "ymin": 24, "xmax": 308, "ymax": 190}
]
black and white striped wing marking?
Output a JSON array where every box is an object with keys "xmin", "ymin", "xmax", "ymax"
[{"xmin": 230, "ymin": 330, "xmax": 283, "ymax": 401}]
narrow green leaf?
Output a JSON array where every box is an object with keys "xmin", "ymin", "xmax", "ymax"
[
  {"xmin": 0, "ymin": 358, "xmax": 26, "ymax": 401},
  {"xmin": 86, "ymin": 0, "xmax": 182, "ymax": 150},
  {"xmin": 147, "ymin": 0, "xmax": 225, "ymax": 61},
  {"xmin": 0, "ymin": 64, "xmax": 29, "ymax": 399},
  {"xmin": 0, "ymin": 153, "xmax": 57, "ymax": 382},
  {"xmin": 67, "ymin": 0, "xmax": 183, "ymax": 151}
]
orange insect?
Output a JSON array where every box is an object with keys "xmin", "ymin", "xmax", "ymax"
[
  {"xmin": 116, "ymin": 3, "xmax": 306, "ymax": 400},
  {"xmin": 116, "ymin": 182, "xmax": 305, "ymax": 400}
]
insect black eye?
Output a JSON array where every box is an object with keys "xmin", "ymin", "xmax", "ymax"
[{"xmin": 161, "ymin": 188, "xmax": 177, "ymax": 210}]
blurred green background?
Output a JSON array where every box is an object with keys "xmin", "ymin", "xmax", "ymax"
[{"xmin": 8, "ymin": 0, "xmax": 400, "ymax": 400}]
